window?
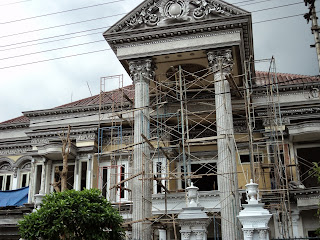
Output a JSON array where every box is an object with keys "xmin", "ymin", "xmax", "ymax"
[
  {"xmin": 20, "ymin": 172, "xmax": 30, "ymax": 188},
  {"xmin": 51, "ymin": 164, "xmax": 75, "ymax": 192},
  {"xmin": 99, "ymin": 161, "xmax": 129, "ymax": 203},
  {"xmin": 153, "ymin": 158, "xmax": 166, "ymax": 194},
  {"xmin": 0, "ymin": 163, "xmax": 14, "ymax": 191},
  {"xmin": 181, "ymin": 162, "xmax": 217, "ymax": 191},
  {"xmin": 19, "ymin": 162, "xmax": 31, "ymax": 188},
  {"xmin": 80, "ymin": 161, "xmax": 87, "ymax": 190},
  {"xmin": 0, "ymin": 174, "xmax": 13, "ymax": 191},
  {"xmin": 116, "ymin": 163, "xmax": 128, "ymax": 202}
]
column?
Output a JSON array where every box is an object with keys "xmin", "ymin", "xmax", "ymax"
[
  {"xmin": 129, "ymin": 58, "xmax": 154, "ymax": 240},
  {"xmin": 29, "ymin": 158, "xmax": 35, "ymax": 203},
  {"xmin": 12, "ymin": 167, "xmax": 18, "ymax": 190},
  {"xmin": 207, "ymin": 49, "xmax": 240, "ymax": 240},
  {"xmin": 39, "ymin": 158, "xmax": 46, "ymax": 194}
]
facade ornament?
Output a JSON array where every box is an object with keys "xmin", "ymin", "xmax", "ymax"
[
  {"xmin": 13, "ymin": 167, "xmax": 18, "ymax": 178},
  {"xmin": 238, "ymin": 180, "xmax": 272, "ymax": 240},
  {"xmin": 0, "ymin": 163, "xmax": 12, "ymax": 171},
  {"xmin": 191, "ymin": 0, "xmax": 230, "ymax": 20},
  {"xmin": 111, "ymin": 0, "xmax": 243, "ymax": 32},
  {"xmin": 31, "ymin": 138, "xmax": 49, "ymax": 145},
  {"xmin": 129, "ymin": 58, "xmax": 155, "ymax": 84},
  {"xmin": 187, "ymin": 182, "xmax": 199, "ymax": 207},
  {"xmin": 207, "ymin": 49, "xmax": 233, "ymax": 73},
  {"xmin": 76, "ymin": 133, "xmax": 96, "ymax": 141},
  {"xmin": 159, "ymin": 0, "xmax": 191, "ymax": 20},
  {"xmin": 180, "ymin": 231, "xmax": 191, "ymax": 240},
  {"xmin": 194, "ymin": 231, "xmax": 204, "ymax": 240},
  {"xmin": 258, "ymin": 229, "xmax": 267, "ymax": 240},
  {"xmin": 243, "ymin": 229, "xmax": 254, "ymax": 238}
]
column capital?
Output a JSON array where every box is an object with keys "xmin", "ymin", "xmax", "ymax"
[
  {"xmin": 243, "ymin": 229, "xmax": 254, "ymax": 239},
  {"xmin": 180, "ymin": 231, "xmax": 191, "ymax": 240},
  {"xmin": 207, "ymin": 48, "xmax": 233, "ymax": 73},
  {"xmin": 128, "ymin": 58, "xmax": 155, "ymax": 84},
  {"xmin": 258, "ymin": 229, "xmax": 268, "ymax": 240}
]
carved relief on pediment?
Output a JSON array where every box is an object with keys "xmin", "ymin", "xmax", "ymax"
[{"xmin": 111, "ymin": 0, "xmax": 245, "ymax": 33}]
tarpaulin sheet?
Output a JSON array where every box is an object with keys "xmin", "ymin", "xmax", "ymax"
[{"xmin": 0, "ymin": 186, "xmax": 29, "ymax": 207}]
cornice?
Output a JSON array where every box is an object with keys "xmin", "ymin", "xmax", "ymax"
[
  {"xmin": 253, "ymin": 81, "xmax": 320, "ymax": 94},
  {"xmin": 26, "ymin": 127, "xmax": 98, "ymax": 139},
  {"xmin": 0, "ymin": 122, "xmax": 29, "ymax": 130},
  {"xmin": 116, "ymin": 30, "xmax": 241, "ymax": 50},
  {"xmin": 105, "ymin": 15, "xmax": 252, "ymax": 60}
]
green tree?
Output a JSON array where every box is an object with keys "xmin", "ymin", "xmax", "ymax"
[{"xmin": 18, "ymin": 189, "xmax": 124, "ymax": 240}]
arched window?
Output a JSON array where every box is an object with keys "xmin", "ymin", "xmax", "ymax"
[
  {"xmin": 19, "ymin": 162, "xmax": 31, "ymax": 188},
  {"xmin": 0, "ymin": 161, "xmax": 14, "ymax": 191}
]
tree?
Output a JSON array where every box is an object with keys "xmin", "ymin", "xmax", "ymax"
[
  {"xmin": 52, "ymin": 125, "xmax": 71, "ymax": 192},
  {"xmin": 18, "ymin": 189, "xmax": 124, "ymax": 240}
]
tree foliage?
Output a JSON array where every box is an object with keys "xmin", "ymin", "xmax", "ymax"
[{"xmin": 18, "ymin": 189, "xmax": 124, "ymax": 240}]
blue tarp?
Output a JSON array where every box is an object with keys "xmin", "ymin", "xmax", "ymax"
[{"xmin": 0, "ymin": 186, "xmax": 29, "ymax": 207}]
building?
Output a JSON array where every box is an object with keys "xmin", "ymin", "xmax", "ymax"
[{"xmin": 0, "ymin": 0, "xmax": 320, "ymax": 239}]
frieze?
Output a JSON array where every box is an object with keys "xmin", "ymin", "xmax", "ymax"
[
  {"xmin": 27, "ymin": 127, "xmax": 98, "ymax": 138},
  {"xmin": 76, "ymin": 133, "xmax": 97, "ymax": 141},
  {"xmin": 117, "ymin": 30, "xmax": 240, "ymax": 49},
  {"xmin": 0, "ymin": 147, "xmax": 32, "ymax": 156},
  {"xmin": 31, "ymin": 138, "xmax": 49, "ymax": 145}
]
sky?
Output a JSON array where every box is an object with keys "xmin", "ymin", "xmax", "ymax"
[{"xmin": 0, "ymin": 0, "xmax": 319, "ymax": 123}]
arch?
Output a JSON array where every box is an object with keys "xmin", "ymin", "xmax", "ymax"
[
  {"xmin": 15, "ymin": 156, "xmax": 32, "ymax": 169},
  {"xmin": 0, "ymin": 157, "xmax": 15, "ymax": 170}
]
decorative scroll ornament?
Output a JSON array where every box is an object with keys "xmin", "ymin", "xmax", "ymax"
[
  {"xmin": 127, "ymin": 6, "xmax": 160, "ymax": 28},
  {"xmin": 191, "ymin": 0, "xmax": 230, "ymax": 19},
  {"xmin": 159, "ymin": 0, "xmax": 191, "ymax": 20},
  {"xmin": 129, "ymin": 59, "xmax": 155, "ymax": 84},
  {"xmin": 207, "ymin": 49, "xmax": 233, "ymax": 73}
]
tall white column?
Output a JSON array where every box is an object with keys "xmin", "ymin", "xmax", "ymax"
[
  {"xmin": 129, "ymin": 58, "xmax": 154, "ymax": 240},
  {"xmin": 207, "ymin": 49, "xmax": 240, "ymax": 240}
]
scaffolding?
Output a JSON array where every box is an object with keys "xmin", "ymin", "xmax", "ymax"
[
  {"xmin": 244, "ymin": 57, "xmax": 293, "ymax": 238},
  {"xmin": 95, "ymin": 57, "xmax": 296, "ymax": 238}
]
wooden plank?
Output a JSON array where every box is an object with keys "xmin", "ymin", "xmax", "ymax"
[
  {"xmin": 186, "ymin": 135, "xmax": 225, "ymax": 143},
  {"xmin": 122, "ymin": 92, "xmax": 133, "ymax": 105},
  {"xmin": 109, "ymin": 171, "xmax": 144, "ymax": 190},
  {"xmin": 95, "ymin": 137, "xmax": 157, "ymax": 155},
  {"xmin": 141, "ymin": 133, "xmax": 155, "ymax": 150},
  {"xmin": 153, "ymin": 175, "xmax": 170, "ymax": 193}
]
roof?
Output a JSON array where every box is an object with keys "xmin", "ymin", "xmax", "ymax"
[
  {"xmin": 255, "ymin": 71, "xmax": 319, "ymax": 86},
  {"xmin": 0, "ymin": 116, "xmax": 30, "ymax": 125},
  {"xmin": 1, "ymin": 72, "xmax": 319, "ymax": 125},
  {"xmin": 56, "ymin": 85, "xmax": 134, "ymax": 109}
]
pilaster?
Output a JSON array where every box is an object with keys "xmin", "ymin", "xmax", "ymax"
[
  {"xmin": 128, "ymin": 57, "xmax": 155, "ymax": 240},
  {"xmin": 207, "ymin": 48, "xmax": 240, "ymax": 239}
]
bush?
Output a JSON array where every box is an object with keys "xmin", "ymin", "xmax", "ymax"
[{"xmin": 19, "ymin": 189, "xmax": 124, "ymax": 240}]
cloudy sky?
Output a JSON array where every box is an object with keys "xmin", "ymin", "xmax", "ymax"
[{"xmin": 0, "ymin": 0, "xmax": 319, "ymax": 123}]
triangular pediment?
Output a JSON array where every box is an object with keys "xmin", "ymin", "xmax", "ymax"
[{"xmin": 106, "ymin": 0, "xmax": 250, "ymax": 33}]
